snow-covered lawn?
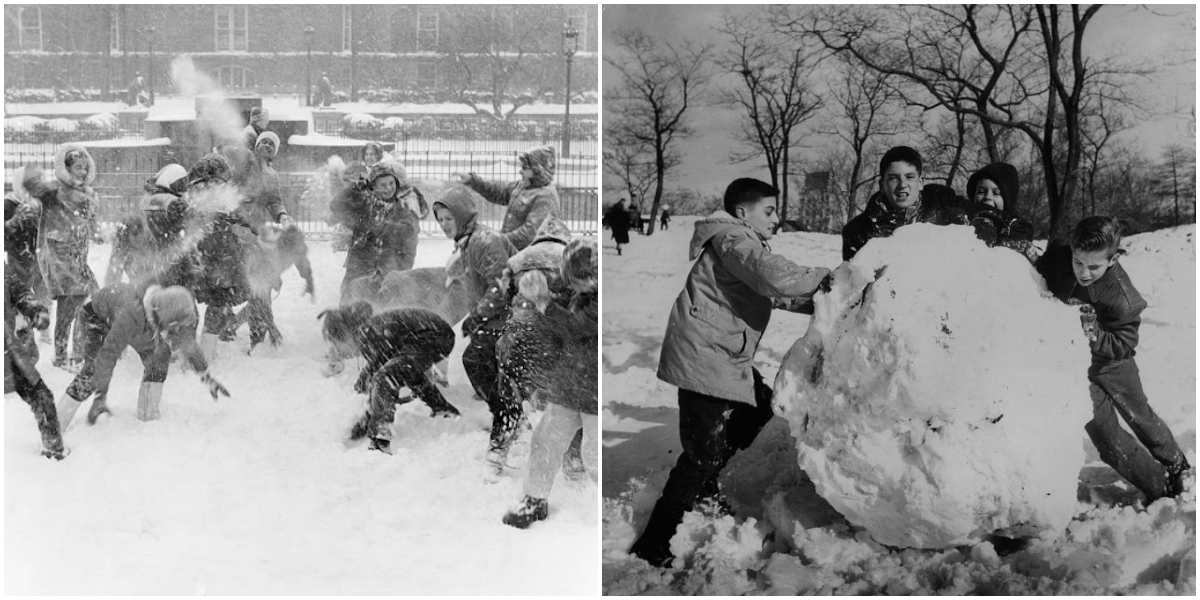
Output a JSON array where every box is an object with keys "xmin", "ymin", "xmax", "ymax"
[
  {"xmin": 601, "ymin": 217, "xmax": 1196, "ymax": 595},
  {"xmin": 6, "ymin": 234, "xmax": 599, "ymax": 595}
]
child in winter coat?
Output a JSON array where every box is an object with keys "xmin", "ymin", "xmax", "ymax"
[
  {"xmin": 964, "ymin": 162, "xmax": 1036, "ymax": 260},
  {"xmin": 1035, "ymin": 216, "xmax": 1190, "ymax": 504},
  {"xmin": 24, "ymin": 144, "xmax": 102, "ymax": 370},
  {"xmin": 329, "ymin": 158, "xmax": 427, "ymax": 302},
  {"xmin": 322, "ymin": 302, "xmax": 460, "ymax": 453},
  {"xmin": 5, "ymin": 269, "xmax": 66, "ymax": 459},
  {"xmin": 56, "ymin": 285, "xmax": 229, "ymax": 429},
  {"xmin": 629, "ymin": 178, "xmax": 831, "ymax": 568},
  {"xmin": 431, "ymin": 186, "xmax": 518, "ymax": 470},
  {"xmin": 236, "ymin": 223, "xmax": 315, "ymax": 351},
  {"xmin": 5, "ymin": 166, "xmax": 50, "ymax": 309},
  {"xmin": 460, "ymin": 144, "xmax": 560, "ymax": 251},
  {"xmin": 106, "ymin": 164, "xmax": 205, "ymax": 292},
  {"xmin": 503, "ymin": 237, "xmax": 598, "ymax": 528},
  {"xmin": 605, "ymin": 198, "xmax": 631, "ymax": 256}
]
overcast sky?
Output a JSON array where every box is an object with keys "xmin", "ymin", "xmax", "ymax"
[{"xmin": 601, "ymin": 4, "xmax": 1197, "ymax": 199}]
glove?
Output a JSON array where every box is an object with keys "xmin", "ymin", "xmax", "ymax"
[
  {"xmin": 30, "ymin": 307, "xmax": 50, "ymax": 330},
  {"xmin": 199, "ymin": 371, "xmax": 230, "ymax": 401},
  {"xmin": 1007, "ymin": 219, "xmax": 1034, "ymax": 242},
  {"xmin": 1077, "ymin": 303, "xmax": 1099, "ymax": 342},
  {"xmin": 970, "ymin": 210, "xmax": 1003, "ymax": 247},
  {"xmin": 818, "ymin": 271, "xmax": 834, "ymax": 294},
  {"xmin": 461, "ymin": 313, "xmax": 483, "ymax": 338}
]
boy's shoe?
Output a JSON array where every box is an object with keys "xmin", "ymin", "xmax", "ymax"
[
  {"xmin": 348, "ymin": 412, "xmax": 372, "ymax": 441},
  {"xmin": 1166, "ymin": 460, "xmax": 1192, "ymax": 498},
  {"xmin": 368, "ymin": 438, "xmax": 392, "ymax": 454},
  {"xmin": 40, "ymin": 446, "xmax": 70, "ymax": 461},
  {"xmin": 86, "ymin": 396, "xmax": 111, "ymax": 425},
  {"xmin": 502, "ymin": 496, "xmax": 549, "ymax": 529},
  {"xmin": 485, "ymin": 446, "xmax": 513, "ymax": 479}
]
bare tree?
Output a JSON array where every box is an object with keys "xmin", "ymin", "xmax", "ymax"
[
  {"xmin": 604, "ymin": 29, "xmax": 711, "ymax": 235},
  {"xmin": 602, "ymin": 129, "xmax": 659, "ymax": 204},
  {"xmin": 446, "ymin": 7, "xmax": 557, "ymax": 121},
  {"xmin": 1156, "ymin": 144, "xmax": 1197, "ymax": 226},
  {"xmin": 717, "ymin": 13, "xmax": 824, "ymax": 222}
]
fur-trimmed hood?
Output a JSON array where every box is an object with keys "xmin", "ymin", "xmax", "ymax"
[
  {"xmin": 53, "ymin": 143, "xmax": 96, "ymax": 190},
  {"xmin": 432, "ymin": 186, "xmax": 479, "ymax": 241},
  {"xmin": 519, "ymin": 145, "xmax": 556, "ymax": 188}
]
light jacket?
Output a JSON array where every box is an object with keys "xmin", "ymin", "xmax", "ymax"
[
  {"xmin": 463, "ymin": 145, "xmax": 560, "ymax": 251},
  {"xmin": 657, "ymin": 211, "xmax": 829, "ymax": 405}
]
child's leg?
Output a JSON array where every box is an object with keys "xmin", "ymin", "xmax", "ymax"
[
  {"xmin": 53, "ymin": 294, "xmax": 85, "ymax": 363},
  {"xmin": 1086, "ymin": 383, "xmax": 1170, "ymax": 499},
  {"xmin": 1096, "ymin": 362, "xmax": 1188, "ymax": 470},
  {"xmin": 523, "ymin": 404, "xmax": 582, "ymax": 499},
  {"xmin": 629, "ymin": 390, "xmax": 740, "ymax": 566},
  {"xmin": 11, "ymin": 360, "xmax": 64, "ymax": 458},
  {"xmin": 700, "ymin": 369, "xmax": 774, "ymax": 500}
]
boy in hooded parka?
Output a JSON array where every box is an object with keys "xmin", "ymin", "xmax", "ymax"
[
  {"xmin": 460, "ymin": 144, "xmax": 560, "ymax": 252},
  {"xmin": 431, "ymin": 187, "xmax": 518, "ymax": 470},
  {"xmin": 24, "ymin": 144, "xmax": 101, "ymax": 370},
  {"xmin": 329, "ymin": 158, "xmax": 428, "ymax": 301},
  {"xmin": 55, "ymin": 284, "xmax": 229, "ymax": 429},
  {"xmin": 964, "ymin": 162, "xmax": 1036, "ymax": 260},
  {"xmin": 106, "ymin": 164, "xmax": 205, "ymax": 292},
  {"xmin": 629, "ymin": 178, "xmax": 831, "ymax": 568}
]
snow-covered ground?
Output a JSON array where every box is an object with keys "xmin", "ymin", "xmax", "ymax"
[
  {"xmin": 601, "ymin": 216, "xmax": 1196, "ymax": 594},
  {"xmin": 5, "ymin": 234, "xmax": 599, "ymax": 595}
]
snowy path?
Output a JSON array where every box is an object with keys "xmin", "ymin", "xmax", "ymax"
[
  {"xmin": 601, "ymin": 218, "xmax": 1196, "ymax": 594},
  {"xmin": 6, "ymin": 236, "xmax": 598, "ymax": 595}
]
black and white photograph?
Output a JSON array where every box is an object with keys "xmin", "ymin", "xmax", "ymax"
[
  {"xmin": 601, "ymin": 4, "xmax": 1196, "ymax": 594},
  {"xmin": 4, "ymin": 4, "xmax": 599, "ymax": 594}
]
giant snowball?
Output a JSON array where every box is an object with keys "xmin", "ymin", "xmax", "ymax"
[{"xmin": 774, "ymin": 224, "xmax": 1093, "ymax": 549}]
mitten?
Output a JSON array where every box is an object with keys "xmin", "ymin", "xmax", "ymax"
[
  {"xmin": 199, "ymin": 371, "xmax": 230, "ymax": 400},
  {"xmin": 970, "ymin": 210, "xmax": 1003, "ymax": 247},
  {"xmin": 30, "ymin": 306, "xmax": 50, "ymax": 330}
]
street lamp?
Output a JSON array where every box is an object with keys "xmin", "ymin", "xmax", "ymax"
[
  {"xmin": 145, "ymin": 25, "xmax": 156, "ymax": 106},
  {"xmin": 561, "ymin": 25, "xmax": 580, "ymax": 158},
  {"xmin": 304, "ymin": 26, "xmax": 315, "ymax": 107}
]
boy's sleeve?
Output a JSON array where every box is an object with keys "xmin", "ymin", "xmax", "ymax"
[
  {"xmin": 1092, "ymin": 298, "xmax": 1142, "ymax": 362},
  {"xmin": 503, "ymin": 191, "xmax": 558, "ymax": 251},
  {"xmin": 462, "ymin": 174, "xmax": 515, "ymax": 207},
  {"xmin": 469, "ymin": 236, "xmax": 513, "ymax": 321},
  {"xmin": 714, "ymin": 230, "xmax": 831, "ymax": 300}
]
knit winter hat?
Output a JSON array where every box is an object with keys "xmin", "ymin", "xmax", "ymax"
[
  {"xmin": 255, "ymin": 131, "xmax": 280, "ymax": 156},
  {"xmin": 966, "ymin": 162, "xmax": 1020, "ymax": 218},
  {"xmin": 250, "ymin": 107, "xmax": 270, "ymax": 122},
  {"xmin": 188, "ymin": 152, "xmax": 233, "ymax": 186},
  {"xmin": 432, "ymin": 186, "xmax": 479, "ymax": 240},
  {"xmin": 561, "ymin": 237, "xmax": 597, "ymax": 292},
  {"xmin": 145, "ymin": 163, "xmax": 189, "ymax": 197},
  {"xmin": 530, "ymin": 213, "xmax": 572, "ymax": 246}
]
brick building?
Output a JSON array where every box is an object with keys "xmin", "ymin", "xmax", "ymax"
[{"xmin": 3, "ymin": 4, "xmax": 598, "ymax": 100}]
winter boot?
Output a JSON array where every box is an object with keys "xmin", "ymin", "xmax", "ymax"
[
  {"xmin": 348, "ymin": 411, "xmax": 372, "ymax": 441},
  {"xmin": 369, "ymin": 438, "xmax": 392, "ymax": 454},
  {"xmin": 485, "ymin": 444, "xmax": 514, "ymax": 477},
  {"xmin": 31, "ymin": 385, "xmax": 67, "ymax": 460},
  {"xmin": 56, "ymin": 392, "xmax": 84, "ymax": 431},
  {"xmin": 86, "ymin": 394, "xmax": 111, "ymax": 425},
  {"xmin": 502, "ymin": 496, "xmax": 549, "ymax": 529},
  {"xmin": 1166, "ymin": 459, "xmax": 1192, "ymax": 498},
  {"xmin": 136, "ymin": 382, "xmax": 164, "ymax": 421}
]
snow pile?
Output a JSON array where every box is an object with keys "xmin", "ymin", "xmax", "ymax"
[
  {"xmin": 344, "ymin": 113, "xmax": 382, "ymax": 129},
  {"xmin": 383, "ymin": 116, "xmax": 406, "ymax": 130},
  {"xmin": 774, "ymin": 224, "xmax": 1093, "ymax": 548},
  {"xmin": 4, "ymin": 115, "xmax": 45, "ymax": 131},
  {"xmin": 44, "ymin": 117, "xmax": 79, "ymax": 132},
  {"xmin": 81, "ymin": 113, "xmax": 119, "ymax": 130}
]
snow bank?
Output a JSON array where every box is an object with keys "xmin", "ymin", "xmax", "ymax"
[{"xmin": 774, "ymin": 224, "xmax": 1093, "ymax": 548}]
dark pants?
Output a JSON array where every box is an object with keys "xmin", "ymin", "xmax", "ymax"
[
  {"xmin": 1085, "ymin": 359, "xmax": 1186, "ymax": 500},
  {"xmin": 203, "ymin": 304, "xmax": 237, "ymax": 338},
  {"xmin": 53, "ymin": 294, "xmax": 87, "ymax": 362},
  {"xmin": 7, "ymin": 352, "xmax": 63, "ymax": 455},
  {"xmin": 245, "ymin": 294, "xmax": 280, "ymax": 348},
  {"xmin": 463, "ymin": 324, "xmax": 522, "ymax": 451},
  {"xmin": 359, "ymin": 327, "xmax": 458, "ymax": 440},
  {"xmin": 629, "ymin": 370, "xmax": 774, "ymax": 565}
]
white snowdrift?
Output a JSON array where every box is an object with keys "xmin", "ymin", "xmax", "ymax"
[{"xmin": 774, "ymin": 224, "xmax": 1093, "ymax": 548}]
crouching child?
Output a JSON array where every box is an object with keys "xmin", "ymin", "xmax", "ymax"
[
  {"xmin": 321, "ymin": 303, "xmax": 460, "ymax": 454},
  {"xmin": 55, "ymin": 284, "xmax": 230, "ymax": 429},
  {"xmin": 504, "ymin": 237, "xmax": 599, "ymax": 528},
  {"xmin": 1036, "ymin": 216, "xmax": 1190, "ymax": 505},
  {"xmin": 628, "ymin": 178, "xmax": 831, "ymax": 568},
  {"xmin": 5, "ymin": 269, "xmax": 66, "ymax": 459}
]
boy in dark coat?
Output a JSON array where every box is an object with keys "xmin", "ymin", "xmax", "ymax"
[
  {"xmin": 431, "ymin": 186, "xmax": 518, "ymax": 471},
  {"xmin": 964, "ymin": 162, "xmax": 1036, "ymax": 260},
  {"xmin": 324, "ymin": 303, "xmax": 460, "ymax": 453},
  {"xmin": 842, "ymin": 146, "xmax": 970, "ymax": 261},
  {"xmin": 629, "ymin": 178, "xmax": 831, "ymax": 568},
  {"xmin": 55, "ymin": 285, "xmax": 229, "ymax": 429},
  {"xmin": 460, "ymin": 144, "xmax": 560, "ymax": 251},
  {"xmin": 5, "ymin": 166, "xmax": 49, "ymax": 307},
  {"xmin": 5, "ymin": 269, "xmax": 66, "ymax": 459},
  {"xmin": 1036, "ymin": 216, "xmax": 1190, "ymax": 504},
  {"xmin": 606, "ymin": 198, "xmax": 631, "ymax": 255}
]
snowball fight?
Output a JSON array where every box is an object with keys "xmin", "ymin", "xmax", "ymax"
[{"xmin": 6, "ymin": 4, "xmax": 598, "ymax": 595}]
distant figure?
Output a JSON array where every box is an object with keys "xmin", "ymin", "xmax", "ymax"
[
  {"xmin": 317, "ymin": 72, "xmax": 333, "ymax": 108},
  {"xmin": 660, "ymin": 204, "xmax": 671, "ymax": 231},
  {"xmin": 627, "ymin": 201, "xmax": 643, "ymax": 235},
  {"xmin": 605, "ymin": 198, "xmax": 631, "ymax": 255},
  {"xmin": 130, "ymin": 72, "xmax": 147, "ymax": 107}
]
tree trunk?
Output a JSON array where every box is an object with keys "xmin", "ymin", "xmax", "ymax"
[{"xmin": 780, "ymin": 141, "xmax": 790, "ymax": 224}]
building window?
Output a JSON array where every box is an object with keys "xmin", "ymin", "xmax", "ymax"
[
  {"xmin": 566, "ymin": 8, "xmax": 588, "ymax": 51},
  {"xmin": 18, "ymin": 7, "xmax": 42, "ymax": 52},
  {"xmin": 417, "ymin": 7, "xmax": 439, "ymax": 52},
  {"xmin": 342, "ymin": 6, "xmax": 352, "ymax": 53},
  {"xmin": 214, "ymin": 6, "xmax": 249, "ymax": 51},
  {"xmin": 217, "ymin": 65, "xmax": 255, "ymax": 89},
  {"xmin": 109, "ymin": 9, "xmax": 121, "ymax": 53},
  {"xmin": 416, "ymin": 60, "xmax": 437, "ymax": 88}
]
